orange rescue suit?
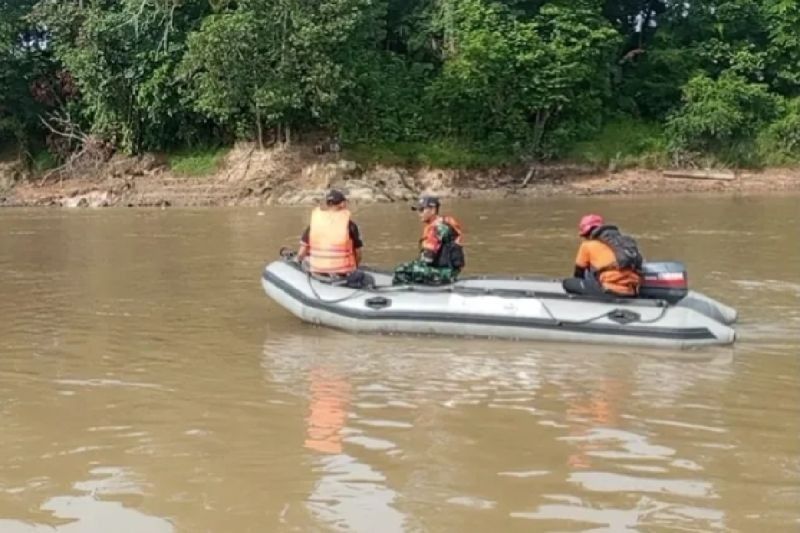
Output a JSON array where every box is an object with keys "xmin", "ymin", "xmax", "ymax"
[
  {"xmin": 575, "ymin": 240, "xmax": 641, "ymax": 296},
  {"xmin": 308, "ymin": 208, "xmax": 357, "ymax": 274}
]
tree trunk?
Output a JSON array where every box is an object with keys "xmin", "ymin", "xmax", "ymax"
[
  {"xmin": 284, "ymin": 123, "xmax": 291, "ymax": 146},
  {"xmin": 531, "ymin": 108, "xmax": 551, "ymax": 156},
  {"xmin": 639, "ymin": 1, "xmax": 654, "ymax": 48},
  {"xmin": 663, "ymin": 170, "xmax": 735, "ymax": 181},
  {"xmin": 255, "ymin": 106, "xmax": 264, "ymax": 150},
  {"xmin": 443, "ymin": 0, "xmax": 456, "ymax": 57}
]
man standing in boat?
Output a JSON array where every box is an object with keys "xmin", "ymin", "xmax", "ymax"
[
  {"xmin": 563, "ymin": 213, "xmax": 643, "ymax": 297},
  {"xmin": 393, "ymin": 196, "xmax": 465, "ymax": 285},
  {"xmin": 296, "ymin": 189, "xmax": 370, "ymax": 288}
]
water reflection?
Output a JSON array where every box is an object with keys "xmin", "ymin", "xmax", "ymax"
[
  {"xmin": 0, "ymin": 467, "xmax": 173, "ymax": 533},
  {"xmin": 564, "ymin": 378, "xmax": 627, "ymax": 469},
  {"xmin": 305, "ymin": 367, "xmax": 351, "ymax": 455},
  {"xmin": 263, "ymin": 332, "xmax": 407, "ymax": 532},
  {"xmin": 261, "ymin": 329, "xmax": 744, "ymax": 531}
]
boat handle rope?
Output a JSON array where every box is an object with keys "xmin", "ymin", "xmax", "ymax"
[
  {"xmin": 538, "ymin": 298, "xmax": 668, "ymax": 326},
  {"xmin": 303, "ymin": 269, "xmax": 411, "ymax": 304}
]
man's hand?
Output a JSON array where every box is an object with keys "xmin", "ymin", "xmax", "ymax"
[{"xmin": 296, "ymin": 243, "xmax": 310, "ymax": 263}]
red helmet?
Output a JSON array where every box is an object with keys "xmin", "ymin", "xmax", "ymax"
[{"xmin": 578, "ymin": 214, "xmax": 604, "ymax": 236}]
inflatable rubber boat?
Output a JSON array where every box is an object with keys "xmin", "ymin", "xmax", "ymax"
[{"xmin": 261, "ymin": 257, "xmax": 737, "ymax": 348}]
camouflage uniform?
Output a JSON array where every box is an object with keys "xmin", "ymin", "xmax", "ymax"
[
  {"xmin": 392, "ymin": 260, "xmax": 459, "ymax": 285},
  {"xmin": 393, "ymin": 218, "xmax": 461, "ymax": 285}
]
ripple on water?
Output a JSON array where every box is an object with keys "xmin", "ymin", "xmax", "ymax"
[
  {"xmin": 306, "ymin": 455, "xmax": 407, "ymax": 533},
  {"xmin": 560, "ymin": 428, "xmax": 676, "ymax": 460},
  {"xmin": 0, "ymin": 467, "xmax": 173, "ymax": 533},
  {"xmin": 497, "ymin": 470, "xmax": 549, "ymax": 478},
  {"xmin": 512, "ymin": 494, "xmax": 726, "ymax": 531},
  {"xmin": 446, "ymin": 495, "xmax": 497, "ymax": 510},
  {"xmin": 569, "ymin": 471, "xmax": 716, "ymax": 499}
]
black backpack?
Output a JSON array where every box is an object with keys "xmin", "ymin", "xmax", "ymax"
[
  {"xmin": 436, "ymin": 224, "xmax": 465, "ymax": 270},
  {"xmin": 590, "ymin": 225, "xmax": 643, "ymax": 271},
  {"xmin": 439, "ymin": 241, "xmax": 465, "ymax": 270}
]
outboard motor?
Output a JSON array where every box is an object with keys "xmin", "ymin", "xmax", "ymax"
[{"xmin": 639, "ymin": 262, "xmax": 689, "ymax": 303}]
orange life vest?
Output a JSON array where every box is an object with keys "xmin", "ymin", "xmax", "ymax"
[
  {"xmin": 308, "ymin": 207, "xmax": 357, "ymax": 275},
  {"xmin": 441, "ymin": 215, "xmax": 464, "ymax": 245},
  {"xmin": 420, "ymin": 215, "xmax": 464, "ymax": 249}
]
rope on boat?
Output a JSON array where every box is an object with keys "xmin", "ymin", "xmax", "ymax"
[
  {"xmin": 633, "ymin": 305, "xmax": 669, "ymax": 324},
  {"xmin": 305, "ymin": 271, "xmax": 368, "ymax": 304},
  {"xmin": 538, "ymin": 298, "xmax": 668, "ymax": 326},
  {"xmin": 302, "ymin": 264, "xmax": 408, "ymax": 304}
]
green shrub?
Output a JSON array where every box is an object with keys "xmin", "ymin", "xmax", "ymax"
[
  {"xmin": 167, "ymin": 146, "xmax": 230, "ymax": 176},
  {"xmin": 757, "ymin": 98, "xmax": 800, "ymax": 165},
  {"xmin": 566, "ymin": 118, "xmax": 668, "ymax": 168},
  {"xmin": 31, "ymin": 150, "xmax": 57, "ymax": 173},
  {"xmin": 666, "ymin": 72, "xmax": 779, "ymax": 166},
  {"xmin": 346, "ymin": 140, "xmax": 517, "ymax": 168}
]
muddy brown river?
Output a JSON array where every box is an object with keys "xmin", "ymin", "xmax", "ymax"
[{"xmin": 1, "ymin": 194, "xmax": 799, "ymax": 532}]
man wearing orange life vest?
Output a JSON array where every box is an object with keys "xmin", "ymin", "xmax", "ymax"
[
  {"xmin": 562, "ymin": 213, "xmax": 643, "ymax": 297},
  {"xmin": 296, "ymin": 189, "xmax": 364, "ymax": 283},
  {"xmin": 393, "ymin": 196, "xmax": 465, "ymax": 285}
]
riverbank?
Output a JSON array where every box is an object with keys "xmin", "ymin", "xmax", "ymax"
[{"xmin": 1, "ymin": 143, "xmax": 799, "ymax": 208}]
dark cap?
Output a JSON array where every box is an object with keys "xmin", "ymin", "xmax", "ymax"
[
  {"xmin": 411, "ymin": 195, "xmax": 441, "ymax": 211},
  {"xmin": 325, "ymin": 189, "xmax": 347, "ymax": 205}
]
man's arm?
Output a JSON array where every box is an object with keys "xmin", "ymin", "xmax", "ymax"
[
  {"xmin": 572, "ymin": 242, "xmax": 589, "ymax": 278},
  {"xmin": 350, "ymin": 221, "xmax": 364, "ymax": 265},
  {"xmin": 296, "ymin": 226, "xmax": 311, "ymax": 261},
  {"xmin": 419, "ymin": 223, "xmax": 443, "ymax": 263}
]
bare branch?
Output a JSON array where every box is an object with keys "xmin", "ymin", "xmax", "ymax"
[
  {"xmin": 39, "ymin": 114, "xmax": 87, "ymax": 144},
  {"xmin": 38, "ymin": 111, "xmax": 112, "ymax": 186}
]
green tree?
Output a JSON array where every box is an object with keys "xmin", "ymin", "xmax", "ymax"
[
  {"xmin": 180, "ymin": 12, "xmax": 274, "ymax": 147},
  {"xmin": 758, "ymin": 97, "xmax": 800, "ymax": 163},
  {"xmin": 0, "ymin": 0, "xmax": 53, "ymax": 152},
  {"xmin": 763, "ymin": 0, "xmax": 800, "ymax": 96},
  {"xmin": 612, "ymin": 0, "xmax": 770, "ymax": 120},
  {"xmin": 181, "ymin": 0, "xmax": 383, "ymax": 147},
  {"xmin": 429, "ymin": 0, "xmax": 618, "ymax": 156},
  {"xmin": 334, "ymin": 51, "xmax": 431, "ymax": 143},
  {"xmin": 33, "ymin": 0, "xmax": 211, "ymax": 152},
  {"xmin": 666, "ymin": 71, "xmax": 779, "ymax": 164}
]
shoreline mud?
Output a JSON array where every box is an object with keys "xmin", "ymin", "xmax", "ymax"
[{"xmin": 2, "ymin": 144, "xmax": 799, "ymax": 208}]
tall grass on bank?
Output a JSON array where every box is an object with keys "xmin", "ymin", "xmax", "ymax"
[
  {"xmin": 348, "ymin": 121, "xmax": 670, "ymax": 170},
  {"xmin": 566, "ymin": 119, "xmax": 668, "ymax": 169},
  {"xmin": 167, "ymin": 146, "xmax": 230, "ymax": 176},
  {"xmin": 346, "ymin": 141, "xmax": 518, "ymax": 168}
]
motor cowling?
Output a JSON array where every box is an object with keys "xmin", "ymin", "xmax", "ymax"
[{"xmin": 639, "ymin": 261, "xmax": 689, "ymax": 303}]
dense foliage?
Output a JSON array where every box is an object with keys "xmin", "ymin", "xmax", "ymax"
[{"xmin": 2, "ymin": 0, "xmax": 800, "ymax": 167}]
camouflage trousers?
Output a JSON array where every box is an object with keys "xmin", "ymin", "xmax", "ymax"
[{"xmin": 392, "ymin": 260, "xmax": 458, "ymax": 286}]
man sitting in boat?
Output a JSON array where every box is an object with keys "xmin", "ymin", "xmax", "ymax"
[
  {"xmin": 296, "ymin": 189, "xmax": 371, "ymax": 288},
  {"xmin": 562, "ymin": 214, "xmax": 643, "ymax": 297},
  {"xmin": 393, "ymin": 196, "xmax": 465, "ymax": 285}
]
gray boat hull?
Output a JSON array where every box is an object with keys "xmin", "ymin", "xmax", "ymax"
[{"xmin": 261, "ymin": 260, "xmax": 736, "ymax": 348}]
